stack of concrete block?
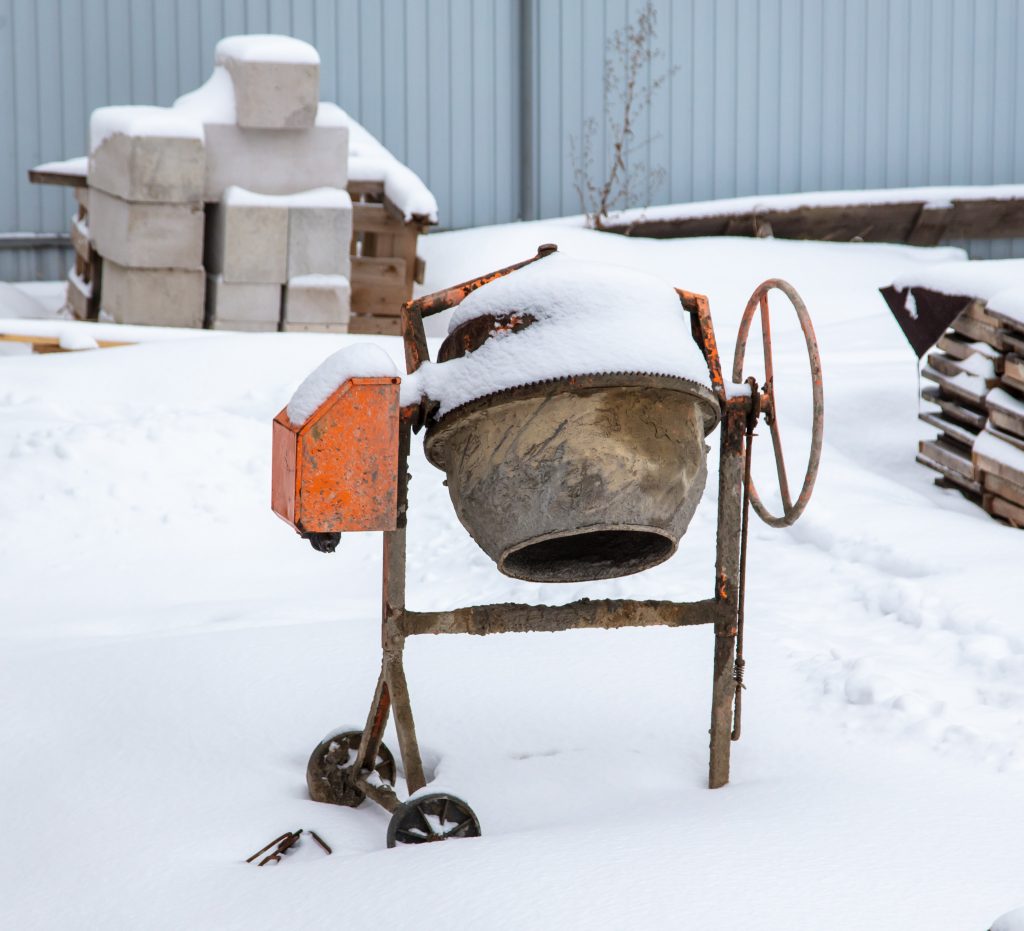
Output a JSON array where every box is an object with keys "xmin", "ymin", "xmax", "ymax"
[
  {"xmin": 174, "ymin": 35, "xmax": 349, "ymax": 202},
  {"xmin": 86, "ymin": 107, "xmax": 207, "ymax": 327},
  {"xmin": 204, "ymin": 186, "xmax": 352, "ymax": 332},
  {"xmin": 67, "ymin": 36, "xmax": 354, "ymax": 332},
  {"xmin": 282, "ymin": 187, "xmax": 352, "ymax": 332}
]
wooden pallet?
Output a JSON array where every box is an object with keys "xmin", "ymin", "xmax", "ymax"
[
  {"xmin": 348, "ymin": 180, "xmax": 429, "ymax": 335},
  {"xmin": 30, "ymin": 165, "xmax": 430, "ymax": 336}
]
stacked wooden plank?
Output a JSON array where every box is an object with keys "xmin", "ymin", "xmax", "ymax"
[
  {"xmin": 917, "ymin": 294, "xmax": 1024, "ymax": 528},
  {"xmin": 976, "ymin": 301, "xmax": 1024, "ymax": 527}
]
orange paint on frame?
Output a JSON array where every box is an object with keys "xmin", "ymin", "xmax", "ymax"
[{"xmin": 272, "ymin": 377, "xmax": 401, "ymax": 533}]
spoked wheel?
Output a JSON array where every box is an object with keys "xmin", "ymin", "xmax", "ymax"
[
  {"xmin": 387, "ymin": 793, "xmax": 482, "ymax": 848},
  {"xmin": 733, "ymin": 279, "xmax": 824, "ymax": 527},
  {"xmin": 306, "ymin": 729, "xmax": 397, "ymax": 808}
]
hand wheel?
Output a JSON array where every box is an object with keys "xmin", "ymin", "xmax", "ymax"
[{"xmin": 732, "ymin": 279, "xmax": 824, "ymax": 528}]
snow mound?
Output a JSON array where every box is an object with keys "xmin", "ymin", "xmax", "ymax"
[
  {"xmin": 222, "ymin": 185, "xmax": 351, "ymax": 209},
  {"xmin": 32, "ymin": 155, "xmax": 88, "ymax": 177},
  {"xmin": 58, "ymin": 331, "xmax": 99, "ymax": 351},
  {"xmin": 401, "ymin": 251, "xmax": 711, "ymax": 415},
  {"xmin": 891, "ymin": 258, "xmax": 1024, "ymax": 302},
  {"xmin": 992, "ymin": 908, "xmax": 1024, "ymax": 931},
  {"xmin": 987, "ymin": 288, "xmax": 1024, "ymax": 327},
  {"xmin": 612, "ymin": 184, "xmax": 1024, "ymax": 227},
  {"xmin": 286, "ymin": 344, "xmax": 398, "ymax": 426},
  {"xmin": 89, "ymin": 105, "xmax": 204, "ymax": 152},
  {"xmin": 343, "ymin": 111, "xmax": 438, "ymax": 222},
  {"xmin": 172, "ymin": 66, "xmax": 236, "ymax": 125},
  {"xmin": 214, "ymin": 34, "xmax": 320, "ymax": 65}
]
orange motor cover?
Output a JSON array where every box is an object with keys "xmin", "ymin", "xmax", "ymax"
[{"xmin": 272, "ymin": 377, "xmax": 401, "ymax": 533}]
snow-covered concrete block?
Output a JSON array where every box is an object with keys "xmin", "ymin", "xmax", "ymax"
[
  {"xmin": 205, "ymin": 187, "xmax": 289, "ymax": 284},
  {"xmin": 88, "ymin": 106, "xmax": 205, "ymax": 204},
  {"xmin": 100, "ymin": 261, "xmax": 205, "ymax": 328},
  {"xmin": 88, "ymin": 189, "xmax": 203, "ymax": 269},
  {"xmin": 283, "ymin": 275, "xmax": 351, "ymax": 329},
  {"xmin": 199, "ymin": 121, "xmax": 347, "ymax": 202},
  {"xmin": 215, "ymin": 35, "xmax": 320, "ymax": 130},
  {"xmin": 286, "ymin": 189, "xmax": 353, "ymax": 279},
  {"xmin": 205, "ymin": 276, "xmax": 282, "ymax": 327}
]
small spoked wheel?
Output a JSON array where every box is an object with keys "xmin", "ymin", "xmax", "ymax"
[
  {"xmin": 306, "ymin": 729, "xmax": 397, "ymax": 808},
  {"xmin": 387, "ymin": 793, "xmax": 482, "ymax": 848}
]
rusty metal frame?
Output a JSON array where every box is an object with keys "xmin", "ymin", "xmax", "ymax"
[{"xmin": 340, "ymin": 246, "xmax": 762, "ymax": 811}]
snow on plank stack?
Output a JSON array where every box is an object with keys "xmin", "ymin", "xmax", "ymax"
[{"xmin": 885, "ymin": 260, "xmax": 1024, "ymax": 527}]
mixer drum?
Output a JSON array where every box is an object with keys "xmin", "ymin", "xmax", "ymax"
[{"xmin": 424, "ymin": 374, "xmax": 720, "ymax": 583}]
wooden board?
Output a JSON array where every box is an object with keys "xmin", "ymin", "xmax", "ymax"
[
  {"xmin": 921, "ymin": 366, "xmax": 988, "ymax": 409},
  {"xmin": 949, "ymin": 314, "xmax": 1005, "ymax": 350},
  {"xmin": 973, "ymin": 438, "xmax": 1024, "ymax": 487},
  {"xmin": 602, "ymin": 196, "xmax": 1024, "ymax": 244},
  {"xmin": 918, "ymin": 411, "xmax": 978, "ymax": 448},
  {"xmin": 982, "ymin": 471, "xmax": 1024, "ymax": 509},
  {"xmin": 347, "ymin": 179, "xmax": 387, "ymax": 198},
  {"xmin": 70, "ymin": 216, "xmax": 90, "ymax": 262},
  {"xmin": 987, "ymin": 389, "xmax": 1024, "ymax": 440},
  {"xmin": 1005, "ymin": 353, "xmax": 1024, "ymax": 383},
  {"xmin": 984, "ymin": 305, "xmax": 1024, "ymax": 337},
  {"xmin": 983, "ymin": 492, "xmax": 1024, "ymax": 528},
  {"xmin": 937, "ymin": 332, "xmax": 1001, "ymax": 367},
  {"xmin": 28, "ymin": 166, "xmax": 87, "ymax": 188},
  {"xmin": 916, "ymin": 450, "xmax": 982, "ymax": 495},
  {"xmin": 1003, "ymin": 332, "xmax": 1024, "ymax": 355},
  {"xmin": 351, "ymin": 255, "xmax": 407, "ymax": 284},
  {"xmin": 918, "ymin": 437, "xmax": 976, "ymax": 480},
  {"xmin": 990, "ymin": 407, "xmax": 1024, "ymax": 440},
  {"xmin": 963, "ymin": 298, "xmax": 1003, "ymax": 328},
  {"xmin": 921, "ymin": 386, "xmax": 988, "ymax": 430},
  {"xmin": 353, "ymin": 202, "xmax": 410, "ymax": 235},
  {"xmin": 350, "ymin": 255, "xmax": 409, "ymax": 316},
  {"xmin": 925, "ymin": 351, "xmax": 999, "ymax": 387},
  {"xmin": 0, "ymin": 332, "xmax": 131, "ymax": 353},
  {"xmin": 347, "ymin": 314, "xmax": 402, "ymax": 336}
]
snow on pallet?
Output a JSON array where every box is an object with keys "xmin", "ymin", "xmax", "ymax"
[{"xmin": 890, "ymin": 261, "xmax": 1024, "ymax": 527}]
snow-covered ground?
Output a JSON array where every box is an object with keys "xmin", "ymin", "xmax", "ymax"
[{"xmin": 2, "ymin": 224, "xmax": 1022, "ymax": 930}]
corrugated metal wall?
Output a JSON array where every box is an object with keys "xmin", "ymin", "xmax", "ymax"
[
  {"xmin": 0, "ymin": 0, "xmax": 521, "ymax": 280},
  {"xmin": 3, "ymin": 0, "xmax": 1024, "ymax": 281},
  {"xmin": 528, "ymin": 0, "xmax": 1024, "ymax": 256}
]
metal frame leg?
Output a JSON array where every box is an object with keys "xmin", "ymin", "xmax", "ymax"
[{"xmin": 709, "ymin": 403, "xmax": 746, "ymax": 789}]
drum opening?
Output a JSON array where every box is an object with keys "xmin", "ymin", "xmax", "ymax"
[{"xmin": 500, "ymin": 527, "xmax": 676, "ymax": 583}]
